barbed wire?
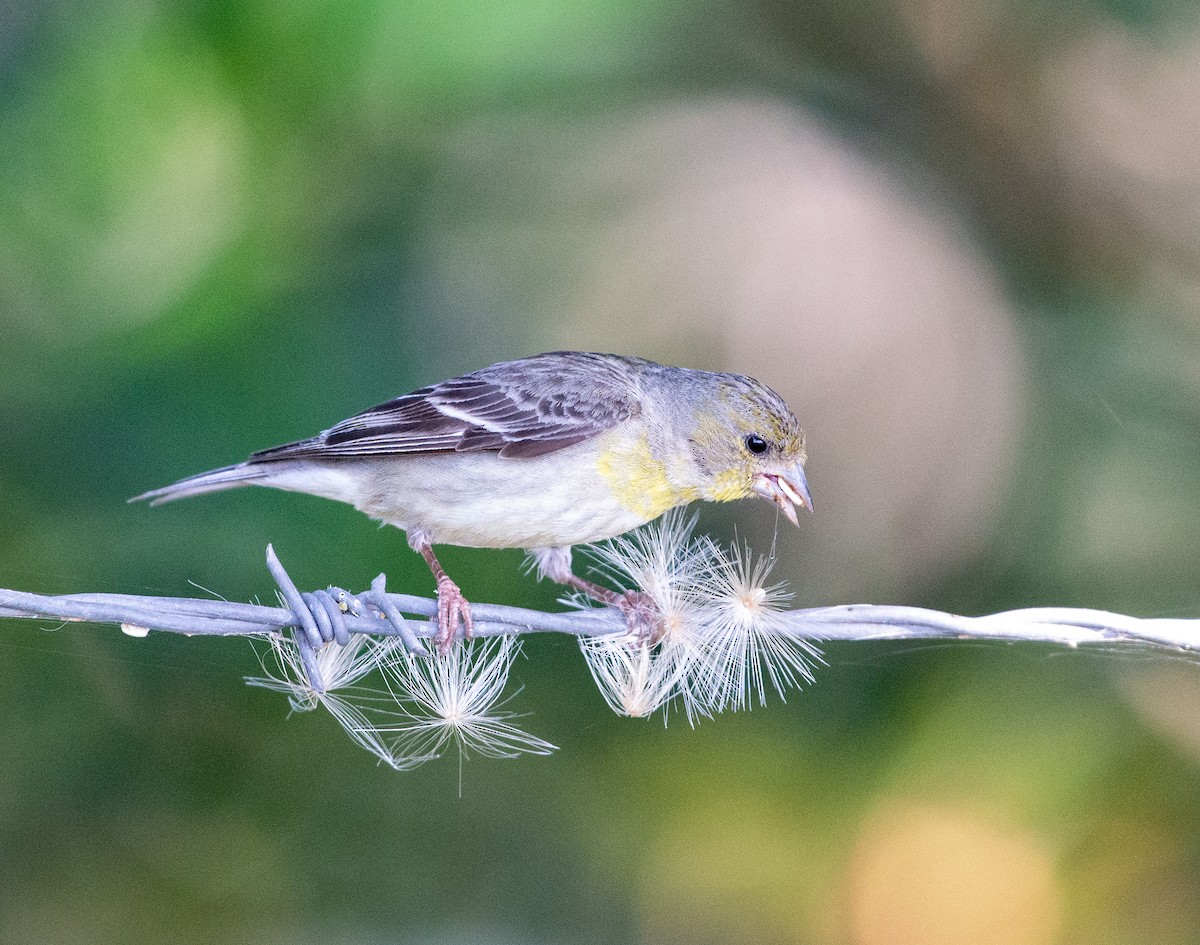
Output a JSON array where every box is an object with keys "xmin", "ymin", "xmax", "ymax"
[
  {"xmin": 2, "ymin": 544, "xmax": 1196, "ymax": 658},
  {"xmin": 4, "ymin": 537, "xmax": 1198, "ymax": 767}
]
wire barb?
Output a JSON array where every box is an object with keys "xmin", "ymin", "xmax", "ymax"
[
  {"xmin": 265, "ymin": 544, "xmax": 323, "ymax": 648},
  {"xmin": 360, "ymin": 573, "xmax": 428, "ymax": 656}
]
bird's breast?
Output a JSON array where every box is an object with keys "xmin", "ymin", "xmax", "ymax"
[{"xmin": 593, "ymin": 428, "xmax": 700, "ymax": 519}]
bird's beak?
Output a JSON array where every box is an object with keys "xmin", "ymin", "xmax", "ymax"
[{"xmin": 751, "ymin": 464, "xmax": 814, "ymax": 527}]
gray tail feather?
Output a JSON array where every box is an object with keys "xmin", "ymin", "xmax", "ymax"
[{"xmin": 129, "ymin": 463, "xmax": 267, "ymax": 506}]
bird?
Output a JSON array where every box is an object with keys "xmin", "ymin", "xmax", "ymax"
[{"xmin": 132, "ymin": 351, "xmax": 813, "ymax": 650}]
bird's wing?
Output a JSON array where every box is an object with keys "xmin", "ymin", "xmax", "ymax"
[{"xmin": 249, "ymin": 352, "xmax": 640, "ymax": 462}]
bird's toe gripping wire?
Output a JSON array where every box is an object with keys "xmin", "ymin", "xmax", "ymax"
[
  {"xmin": 614, "ymin": 589, "xmax": 666, "ymax": 646},
  {"xmin": 433, "ymin": 574, "xmax": 474, "ymax": 654},
  {"xmin": 561, "ymin": 573, "xmax": 664, "ymax": 645}
]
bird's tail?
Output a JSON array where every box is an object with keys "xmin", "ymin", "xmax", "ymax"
[{"xmin": 129, "ymin": 463, "xmax": 268, "ymax": 506}]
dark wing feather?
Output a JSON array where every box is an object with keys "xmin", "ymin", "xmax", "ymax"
[{"xmin": 248, "ymin": 352, "xmax": 639, "ymax": 463}]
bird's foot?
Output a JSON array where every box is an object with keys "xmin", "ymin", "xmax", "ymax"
[
  {"xmin": 562, "ymin": 574, "xmax": 665, "ymax": 646},
  {"xmin": 611, "ymin": 589, "xmax": 666, "ymax": 647},
  {"xmin": 434, "ymin": 574, "xmax": 473, "ymax": 655}
]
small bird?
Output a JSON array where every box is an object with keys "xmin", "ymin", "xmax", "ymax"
[{"xmin": 133, "ymin": 352, "xmax": 812, "ymax": 649}]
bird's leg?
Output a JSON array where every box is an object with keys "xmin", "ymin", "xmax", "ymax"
[
  {"xmin": 530, "ymin": 546, "xmax": 663, "ymax": 644},
  {"xmin": 413, "ymin": 538, "xmax": 473, "ymax": 654},
  {"xmin": 562, "ymin": 575, "xmax": 664, "ymax": 644}
]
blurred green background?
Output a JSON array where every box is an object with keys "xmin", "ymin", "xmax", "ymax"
[{"xmin": 3, "ymin": 0, "xmax": 1200, "ymax": 942}]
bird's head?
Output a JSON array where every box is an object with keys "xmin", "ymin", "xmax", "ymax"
[{"xmin": 686, "ymin": 374, "xmax": 812, "ymax": 525}]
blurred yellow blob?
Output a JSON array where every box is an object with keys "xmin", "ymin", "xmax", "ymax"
[{"xmin": 849, "ymin": 801, "xmax": 1061, "ymax": 945}]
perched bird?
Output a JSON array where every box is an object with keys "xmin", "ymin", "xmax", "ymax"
[{"xmin": 133, "ymin": 352, "xmax": 812, "ymax": 649}]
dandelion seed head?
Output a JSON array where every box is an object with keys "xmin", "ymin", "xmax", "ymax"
[
  {"xmin": 695, "ymin": 544, "xmax": 823, "ymax": 711},
  {"xmin": 576, "ymin": 510, "xmax": 815, "ymax": 724},
  {"xmin": 708, "ymin": 543, "xmax": 792, "ymax": 625},
  {"xmin": 580, "ymin": 635, "xmax": 681, "ymax": 718},
  {"xmin": 379, "ymin": 636, "xmax": 556, "ymax": 761},
  {"xmin": 733, "ymin": 587, "xmax": 768, "ymax": 621},
  {"xmin": 579, "ymin": 508, "xmax": 723, "ymax": 658}
]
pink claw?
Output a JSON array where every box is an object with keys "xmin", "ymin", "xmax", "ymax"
[{"xmin": 434, "ymin": 574, "xmax": 474, "ymax": 654}]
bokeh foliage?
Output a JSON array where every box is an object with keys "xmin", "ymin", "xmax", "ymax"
[{"xmin": 3, "ymin": 0, "xmax": 1200, "ymax": 943}]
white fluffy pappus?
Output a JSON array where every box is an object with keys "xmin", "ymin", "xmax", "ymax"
[
  {"xmin": 695, "ymin": 542, "xmax": 824, "ymax": 711},
  {"xmin": 579, "ymin": 635, "xmax": 687, "ymax": 718},
  {"xmin": 377, "ymin": 635, "xmax": 557, "ymax": 762},
  {"xmin": 576, "ymin": 510, "xmax": 725, "ymax": 723},
  {"xmin": 245, "ymin": 633, "xmax": 427, "ymax": 770},
  {"xmin": 574, "ymin": 510, "xmax": 823, "ymax": 722}
]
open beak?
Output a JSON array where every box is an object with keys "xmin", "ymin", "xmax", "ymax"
[{"xmin": 751, "ymin": 464, "xmax": 813, "ymax": 527}]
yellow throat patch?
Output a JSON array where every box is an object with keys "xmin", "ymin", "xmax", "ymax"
[
  {"xmin": 595, "ymin": 431, "xmax": 700, "ymax": 520},
  {"xmin": 702, "ymin": 467, "xmax": 753, "ymax": 503}
]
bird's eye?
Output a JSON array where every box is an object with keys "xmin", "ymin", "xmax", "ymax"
[{"xmin": 745, "ymin": 434, "xmax": 768, "ymax": 455}]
